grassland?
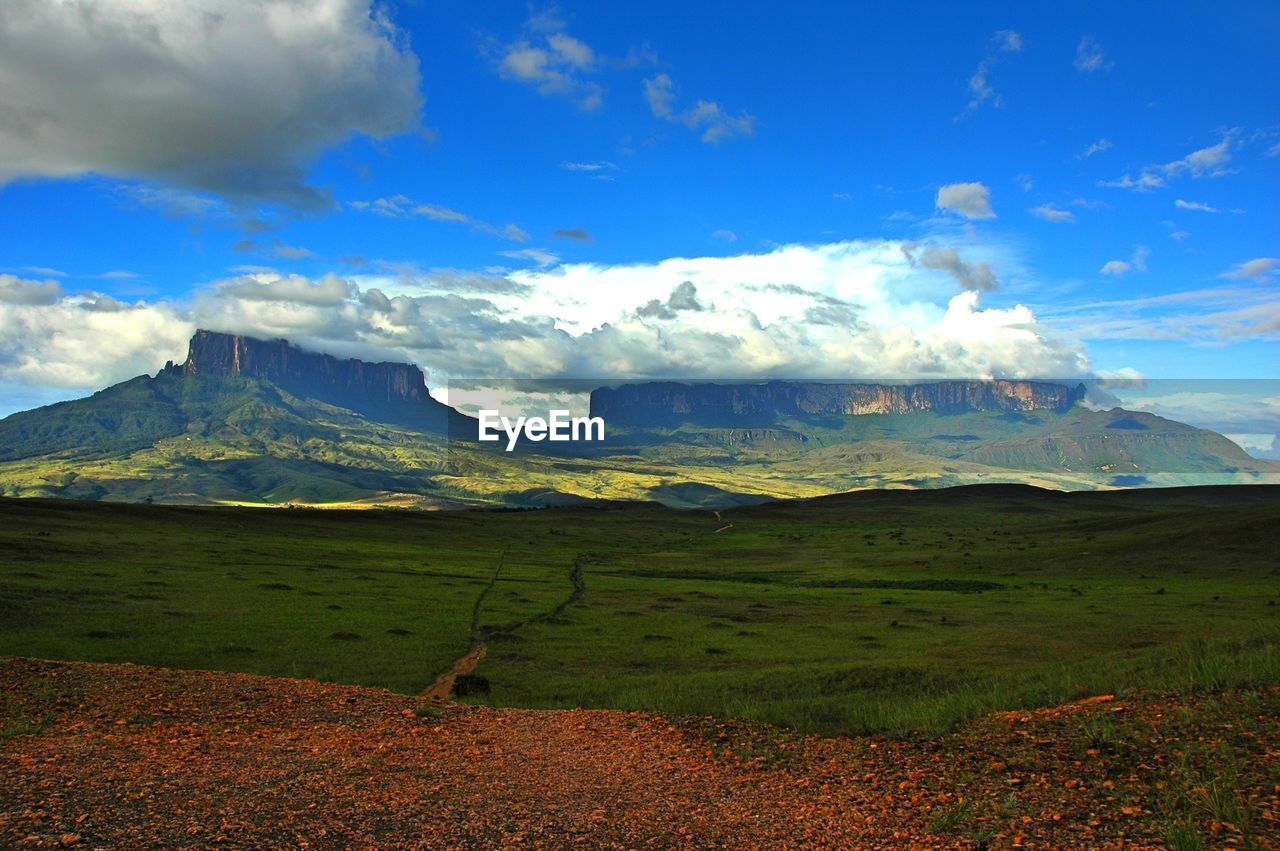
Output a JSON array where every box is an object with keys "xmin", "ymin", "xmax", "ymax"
[{"xmin": 1, "ymin": 485, "xmax": 1277, "ymax": 736}]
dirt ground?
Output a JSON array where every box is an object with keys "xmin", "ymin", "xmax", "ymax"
[{"xmin": 1, "ymin": 657, "xmax": 1275, "ymax": 849}]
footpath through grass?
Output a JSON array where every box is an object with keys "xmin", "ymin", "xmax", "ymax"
[{"xmin": 0, "ymin": 485, "xmax": 1277, "ymax": 735}]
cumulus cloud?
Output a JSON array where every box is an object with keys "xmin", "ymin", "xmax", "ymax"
[
  {"xmin": 1100, "ymin": 246, "xmax": 1150, "ymax": 277},
  {"xmin": 637, "ymin": 281, "xmax": 706, "ymax": 319},
  {"xmin": 0, "ymin": 295, "xmax": 194, "ymax": 389},
  {"xmin": 493, "ymin": 12, "xmax": 603, "ymax": 110},
  {"xmin": 1030, "ymin": 204, "xmax": 1075, "ymax": 223},
  {"xmin": 1100, "ymin": 132, "xmax": 1237, "ymax": 192},
  {"xmin": 903, "ymin": 245, "xmax": 1000, "ymax": 293},
  {"xmin": 220, "ymin": 273, "xmax": 353, "ymax": 307},
  {"xmin": 936, "ymin": 182, "xmax": 996, "ymax": 219},
  {"xmin": 1221, "ymin": 258, "xmax": 1277, "ymax": 281},
  {"xmin": 1074, "ymin": 37, "xmax": 1110, "ymax": 73},
  {"xmin": 0, "ymin": 0, "xmax": 422, "ymax": 209},
  {"xmin": 643, "ymin": 74, "xmax": 755, "ymax": 143},
  {"xmin": 0, "ymin": 242, "xmax": 1093, "ymax": 400},
  {"xmin": 958, "ymin": 29, "xmax": 1023, "ymax": 118},
  {"xmin": 0, "ymin": 275, "xmax": 64, "ymax": 306}
]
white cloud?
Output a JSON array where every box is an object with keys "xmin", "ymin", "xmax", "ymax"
[
  {"xmin": 0, "ymin": 0, "xmax": 422, "ymax": 209},
  {"xmin": 643, "ymin": 74, "xmax": 755, "ymax": 143},
  {"xmin": 958, "ymin": 30, "xmax": 1023, "ymax": 117},
  {"xmin": 936, "ymin": 182, "xmax": 996, "ymax": 219},
  {"xmin": 711, "ymin": 229, "xmax": 738, "ymax": 242},
  {"xmin": 0, "ymin": 295, "xmax": 194, "ymax": 389},
  {"xmin": 493, "ymin": 13, "xmax": 603, "ymax": 111},
  {"xmin": 234, "ymin": 239, "xmax": 316, "ymax": 260},
  {"xmin": 414, "ymin": 204, "xmax": 471, "ymax": 223},
  {"xmin": 1100, "ymin": 132, "xmax": 1238, "ymax": 192},
  {"xmin": 1221, "ymin": 258, "xmax": 1277, "ymax": 281},
  {"xmin": 1078, "ymin": 138, "xmax": 1112, "ymax": 159},
  {"xmin": 0, "ymin": 275, "xmax": 64, "ymax": 306},
  {"xmin": 994, "ymin": 30, "xmax": 1023, "ymax": 52},
  {"xmin": 1100, "ymin": 246, "xmax": 1149, "ymax": 277},
  {"xmin": 1225, "ymin": 433, "xmax": 1276, "ymax": 455},
  {"xmin": 1044, "ymin": 284, "xmax": 1280, "ymax": 343},
  {"xmin": 562, "ymin": 161, "xmax": 618, "ymax": 173},
  {"xmin": 1030, "ymin": 204, "xmax": 1075, "ymax": 223},
  {"xmin": 1074, "ymin": 37, "xmax": 1110, "ymax": 73},
  {"xmin": 0, "ymin": 242, "xmax": 1092, "ymax": 399},
  {"xmin": 498, "ymin": 248, "xmax": 561, "ymax": 267},
  {"xmin": 349, "ymin": 195, "xmax": 529, "ymax": 242},
  {"xmin": 220, "ymin": 273, "xmax": 353, "ymax": 306},
  {"xmin": 1015, "ymin": 173, "xmax": 1034, "ymax": 192},
  {"xmin": 1174, "ymin": 199, "xmax": 1243, "ymax": 214}
]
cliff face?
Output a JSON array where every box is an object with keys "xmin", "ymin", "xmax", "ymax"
[
  {"xmin": 590, "ymin": 380, "xmax": 1086, "ymax": 427},
  {"xmin": 177, "ymin": 329, "xmax": 429, "ymax": 407}
]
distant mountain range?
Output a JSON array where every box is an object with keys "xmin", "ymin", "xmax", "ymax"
[
  {"xmin": 0, "ymin": 330, "xmax": 1273, "ymax": 508},
  {"xmin": 590, "ymin": 379, "xmax": 1085, "ymax": 427}
]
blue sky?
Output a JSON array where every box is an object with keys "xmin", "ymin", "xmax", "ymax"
[{"xmin": 0, "ymin": 0, "xmax": 1277, "ymax": 423}]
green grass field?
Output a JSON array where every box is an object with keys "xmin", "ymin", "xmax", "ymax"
[{"xmin": 1, "ymin": 485, "xmax": 1277, "ymax": 736}]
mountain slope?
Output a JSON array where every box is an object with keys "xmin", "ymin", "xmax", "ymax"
[{"xmin": 0, "ymin": 331, "xmax": 1274, "ymax": 507}]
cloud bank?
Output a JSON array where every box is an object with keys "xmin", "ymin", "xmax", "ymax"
[{"xmin": 0, "ymin": 242, "xmax": 1091, "ymax": 406}]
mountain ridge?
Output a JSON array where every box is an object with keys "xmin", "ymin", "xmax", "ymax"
[
  {"xmin": 590, "ymin": 379, "xmax": 1087, "ymax": 428},
  {"xmin": 0, "ymin": 330, "xmax": 1274, "ymax": 508}
]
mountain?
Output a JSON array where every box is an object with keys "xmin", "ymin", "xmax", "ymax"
[
  {"xmin": 590, "ymin": 380, "xmax": 1086, "ymax": 428},
  {"xmin": 0, "ymin": 330, "xmax": 1275, "ymax": 508},
  {"xmin": 0, "ymin": 330, "xmax": 472, "ymax": 465}
]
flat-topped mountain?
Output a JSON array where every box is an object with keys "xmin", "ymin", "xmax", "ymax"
[
  {"xmin": 0, "ymin": 331, "xmax": 1273, "ymax": 508},
  {"xmin": 590, "ymin": 380, "xmax": 1086, "ymax": 428},
  {"xmin": 172, "ymin": 329, "xmax": 431, "ymax": 408},
  {"xmin": 0, "ymin": 330, "xmax": 470, "ymax": 466}
]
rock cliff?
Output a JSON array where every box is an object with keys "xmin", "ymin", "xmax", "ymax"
[
  {"xmin": 176, "ymin": 329, "xmax": 430, "ymax": 406},
  {"xmin": 589, "ymin": 380, "xmax": 1086, "ymax": 427}
]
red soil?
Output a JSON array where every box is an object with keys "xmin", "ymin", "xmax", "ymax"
[{"xmin": 1, "ymin": 657, "xmax": 1275, "ymax": 849}]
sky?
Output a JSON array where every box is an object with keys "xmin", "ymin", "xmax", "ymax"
[{"xmin": 0, "ymin": 1, "xmax": 1277, "ymax": 441}]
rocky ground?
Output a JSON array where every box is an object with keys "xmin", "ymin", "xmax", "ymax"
[{"xmin": 1, "ymin": 657, "xmax": 1276, "ymax": 849}]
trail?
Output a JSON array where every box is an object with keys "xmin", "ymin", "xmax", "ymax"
[
  {"xmin": 424, "ymin": 510, "xmax": 733, "ymax": 700},
  {"xmin": 422, "ymin": 548, "xmax": 506, "ymax": 700},
  {"xmin": 423, "ymin": 550, "xmax": 588, "ymax": 701},
  {"xmin": 422, "ymin": 642, "xmax": 486, "ymax": 700}
]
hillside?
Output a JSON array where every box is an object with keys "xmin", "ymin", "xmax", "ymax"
[{"xmin": 0, "ymin": 330, "xmax": 1274, "ymax": 508}]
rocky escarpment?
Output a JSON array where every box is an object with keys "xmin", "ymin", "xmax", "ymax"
[
  {"xmin": 172, "ymin": 329, "xmax": 430, "ymax": 407},
  {"xmin": 590, "ymin": 380, "xmax": 1086, "ymax": 428},
  {"xmin": 156, "ymin": 330, "xmax": 473, "ymax": 435}
]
